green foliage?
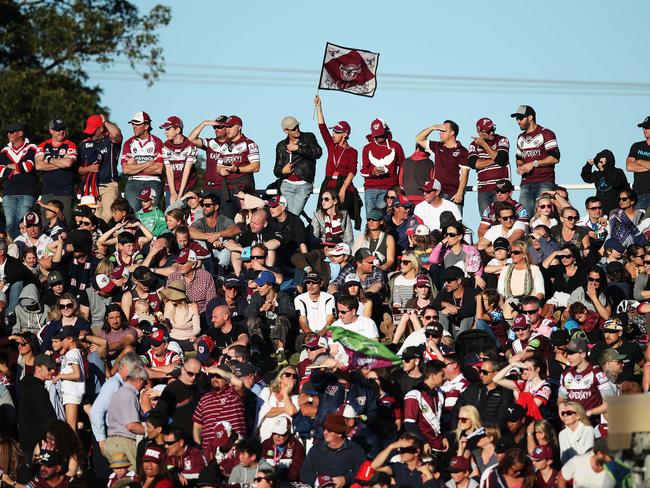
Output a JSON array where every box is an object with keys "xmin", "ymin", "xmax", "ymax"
[{"xmin": 0, "ymin": 0, "xmax": 171, "ymax": 141}]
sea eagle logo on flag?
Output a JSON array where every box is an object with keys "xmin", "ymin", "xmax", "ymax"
[{"xmin": 319, "ymin": 42, "xmax": 379, "ymax": 97}]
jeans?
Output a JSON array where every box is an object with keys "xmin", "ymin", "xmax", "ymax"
[
  {"xmin": 477, "ymin": 191, "xmax": 497, "ymax": 216},
  {"xmin": 437, "ymin": 313, "xmax": 473, "ymax": 339},
  {"xmin": 364, "ymin": 188, "xmax": 387, "ymax": 216},
  {"xmin": 280, "ymin": 181, "xmax": 313, "ymax": 216},
  {"xmin": 638, "ymin": 192, "xmax": 650, "ymax": 213},
  {"xmin": 475, "ymin": 319, "xmax": 499, "ymax": 346},
  {"xmin": 124, "ymin": 179, "xmax": 162, "ymax": 212},
  {"xmin": 519, "ymin": 181, "xmax": 555, "ymax": 218},
  {"xmin": 7, "ymin": 281, "xmax": 24, "ymax": 317},
  {"xmin": 3, "ymin": 195, "xmax": 35, "ymax": 238}
]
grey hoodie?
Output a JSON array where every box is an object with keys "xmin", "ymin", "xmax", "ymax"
[{"xmin": 13, "ymin": 283, "xmax": 50, "ymax": 335}]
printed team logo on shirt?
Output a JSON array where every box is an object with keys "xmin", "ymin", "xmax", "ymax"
[
  {"xmin": 326, "ymin": 385, "xmax": 339, "ymax": 396},
  {"xmin": 356, "ymin": 395, "xmax": 366, "ymax": 406},
  {"xmin": 184, "ymin": 459, "xmax": 192, "ymax": 470},
  {"xmin": 452, "ymin": 150, "xmax": 460, "ymax": 157}
]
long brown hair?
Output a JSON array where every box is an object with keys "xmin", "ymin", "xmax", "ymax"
[{"xmin": 0, "ymin": 438, "xmax": 26, "ymax": 479}]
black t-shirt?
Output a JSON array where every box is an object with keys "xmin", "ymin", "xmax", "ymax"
[
  {"xmin": 589, "ymin": 340, "xmax": 643, "ymax": 382},
  {"xmin": 152, "ymin": 379, "xmax": 199, "ymax": 439},
  {"xmin": 628, "ymin": 140, "xmax": 650, "ymax": 193},
  {"xmin": 431, "ymin": 286, "xmax": 478, "ymax": 320},
  {"xmin": 237, "ymin": 227, "xmax": 281, "ymax": 248},
  {"xmin": 396, "ymin": 371, "xmax": 423, "ymax": 396},
  {"xmin": 207, "ymin": 323, "xmax": 249, "ymax": 350}
]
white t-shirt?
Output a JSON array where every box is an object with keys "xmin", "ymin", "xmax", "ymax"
[
  {"xmin": 60, "ymin": 347, "xmax": 85, "ymax": 397},
  {"xmin": 414, "ymin": 199, "xmax": 462, "ymax": 230},
  {"xmin": 332, "ymin": 316, "xmax": 379, "ymax": 339},
  {"xmin": 561, "ymin": 453, "xmax": 614, "ymax": 488},
  {"xmin": 257, "ymin": 387, "xmax": 299, "ymax": 442},
  {"xmin": 294, "ymin": 292, "xmax": 336, "ymax": 332},
  {"xmin": 483, "ymin": 221, "xmax": 527, "ymax": 243}
]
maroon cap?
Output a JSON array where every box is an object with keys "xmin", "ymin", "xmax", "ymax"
[
  {"xmin": 530, "ymin": 445, "xmax": 553, "ymax": 461},
  {"xmin": 315, "ymin": 475, "xmax": 337, "ymax": 488},
  {"xmin": 476, "ymin": 117, "xmax": 495, "ymax": 132},
  {"xmin": 393, "ymin": 195, "xmax": 414, "ymax": 208},
  {"xmin": 449, "ymin": 456, "xmax": 471, "ymax": 473},
  {"xmin": 110, "ymin": 266, "xmax": 129, "ymax": 280},
  {"xmin": 330, "ymin": 121, "xmax": 351, "ymax": 133},
  {"xmin": 512, "ymin": 314, "xmax": 529, "ymax": 329},
  {"xmin": 267, "ymin": 195, "xmax": 288, "ymax": 208},
  {"xmin": 175, "ymin": 248, "xmax": 198, "ymax": 265},
  {"xmin": 420, "ymin": 179, "xmax": 442, "ymax": 193},
  {"xmin": 159, "ymin": 116, "xmax": 184, "ymax": 130},
  {"xmin": 369, "ymin": 118, "xmax": 387, "ymax": 137},
  {"xmin": 22, "ymin": 211, "xmax": 40, "ymax": 227},
  {"xmin": 212, "ymin": 421, "xmax": 233, "ymax": 448},
  {"xmin": 225, "ymin": 115, "xmax": 243, "ymax": 127},
  {"xmin": 83, "ymin": 114, "xmax": 104, "ymax": 135},
  {"xmin": 142, "ymin": 445, "xmax": 164, "ymax": 463},
  {"xmin": 416, "ymin": 274, "xmax": 431, "ymax": 288},
  {"xmin": 137, "ymin": 187, "xmax": 156, "ymax": 201}
]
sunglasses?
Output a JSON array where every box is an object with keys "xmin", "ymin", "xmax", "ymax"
[
  {"xmin": 282, "ymin": 372, "xmax": 298, "ymax": 379},
  {"xmin": 164, "ymin": 439, "xmax": 178, "ymax": 446},
  {"xmin": 510, "ymin": 250, "xmax": 523, "ymax": 255},
  {"xmin": 588, "ymin": 206, "xmax": 602, "ymax": 210},
  {"xmin": 588, "ymin": 277, "xmax": 601, "ymax": 282},
  {"xmin": 183, "ymin": 368, "xmax": 199, "ymax": 377},
  {"xmin": 400, "ymin": 261, "xmax": 411, "ymax": 266},
  {"xmin": 80, "ymin": 221, "xmax": 93, "ymax": 226},
  {"xmin": 500, "ymin": 215, "xmax": 515, "ymax": 221},
  {"xmin": 515, "ymin": 115, "xmax": 527, "ymax": 121},
  {"xmin": 564, "ymin": 215, "xmax": 578, "ymax": 221},
  {"xmin": 201, "ymin": 203, "xmax": 214, "ymax": 208},
  {"xmin": 214, "ymin": 125, "xmax": 226, "ymax": 129},
  {"xmin": 561, "ymin": 410, "xmax": 576, "ymax": 416},
  {"xmin": 538, "ymin": 204, "xmax": 553, "ymax": 209},
  {"xmin": 479, "ymin": 369, "xmax": 493, "ymax": 375},
  {"xmin": 321, "ymin": 197, "xmax": 331, "ymax": 202},
  {"xmin": 560, "ymin": 254, "xmax": 574, "ymax": 260},
  {"xmin": 398, "ymin": 446, "xmax": 418, "ymax": 454},
  {"xmin": 337, "ymin": 308, "xmax": 352, "ymax": 314},
  {"xmin": 251, "ymin": 255, "xmax": 266, "ymax": 260},
  {"xmin": 423, "ymin": 315, "xmax": 436, "ymax": 320},
  {"xmin": 58, "ymin": 303, "xmax": 74, "ymax": 310},
  {"xmin": 425, "ymin": 332, "xmax": 441, "ymax": 338},
  {"xmin": 620, "ymin": 197, "xmax": 631, "ymax": 202},
  {"xmin": 385, "ymin": 195, "xmax": 396, "ymax": 200},
  {"xmin": 512, "ymin": 327, "xmax": 529, "ymax": 332},
  {"xmin": 445, "ymin": 278, "xmax": 459, "ymax": 284},
  {"xmin": 644, "ymin": 260, "xmax": 650, "ymax": 265},
  {"xmin": 445, "ymin": 232, "xmax": 460, "ymax": 238},
  {"xmin": 367, "ymin": 218, "xmax": 381, "ymax": 222},
  {"xmin": 521, "ymin": 309, "xmax": 538, "ymax": 315},
  {"xmin": 458, "ymin": 417, "xmax": 470, "ymax": 422},
  {"xmin": 496, "ymin": 190, "xmax": 510, "ymax": 195},
  {"xmin": 306, "ymin": 346, "xmax": 320, "ymax": 351}
]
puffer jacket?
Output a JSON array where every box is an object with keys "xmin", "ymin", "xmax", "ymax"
[
  {"xmin": 13, "ymin": 283, "xmax": 50, "ymax": 335},
  {"xmin": 274, "ymin": 132, "xmax": 323, "ymax": 184}
]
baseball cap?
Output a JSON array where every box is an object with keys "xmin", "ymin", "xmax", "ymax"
[
  {"xmin": 550, "ymin": 329, "xmax": 570, "ymax": 347},
  {"xmin": 566, "ymin": 337, "xmax": 589, "ymax": 354},
  {"xmin": 443, "ymin": 266, "xmax": 464, "ymax": 281},
  {"xmin": 367, "ymin": 208, "xmax": 385, "ymax": 220},
  {"xmin": 344, "ymin": 273, "xmax": 361, "ymax": 285},
  {"xmin": 212, "ymin": 421, "xmax": 233, "ymax": 448},
  {"xmin": 129, "ymin": 111, "xmax": 151, "ymax": 125},
  {"xmin": 603, "ymin": 317, "xmax": 624, "ymax": 333},
  {"xmin": 95, "ymin": 274, "xmax": 116, "ymax": 294},
  {"xmin": 476, "ymin": 117, "xmax": 495, "ymax": 132},
  {"xmin": 175, "ymin": 248, "xmax": 198, "ymax": 265},
  {"xmin": 321, "ymin": 236, "xmax": 343, "ymax": 246},
  {"xmin": 330, "ymin": 121, "xmax": 351, "ymax": 133},
  {"xmin": 415, "ymin": 274, "xmax": 431, "ymax": 288},
  {"xmin": 110, "ymin": 266, "xmax": 130, "ymax": 281},
  {"xmin": 425, "ymin": 322, "xmax": 444, "ymax": 337},
  {"xmin": 224, "ymin": 275, "xmax": 242, "ymax": 288},
  {"xmin": 401, "ymin": 346, "xmax": 422, "ymax": 361},
  {"xmin": 530, "ymin": 445, "xmax": 553, "ymax": 461},
  {"xmin": 493, "ymin": 237, "xmax": 510, "ymax": 251},
  {"xmin": 354, "ymin": 248, "xmax": 375, "ymax": 263},
  {"xmin": 195, "ymin": 335, "xmax": 215, "ymax": 364},
  {"xmin": 449, "ymin": 456, "xmax": 471, "ymax": 473},
  {"xmin": 52, "ymin": 327, "xmax": 79, "ymax": 341},
  {"xmin": 414, "ymin": 224, "xmax": 430, "ymax": 236},
  {"xmin": 495, "ymin": 179, "xmax": 514, "ymax": 192},
  {"xmin": 49, "ymin": 119, "xmax": 66, "ymax": 131},
  {"xmin": 511, "ymin": 105, "xmax": 536, "ymax": 118},
  {"xmin": 4, "ymin": 122, "xmax": 24, "ymax": 133},
  {"xmin": 305, "ymin": 335, "xmax": 328, "ymax": 350},
  {"xmin": 137, "ymin": 187, "xmax": 156, "ymax": 201},
  {"xmin": 604, "ymin": 238, "xmax": 625, "ymax": 253},
  {"xmin": 393, "ymin": 196, "xmax": 414, "ymax": 208},
  {"xmin": 255, "ymin": 270, "xmax": 276, "ymax": 286},
  {"xmin": 142, "ymin": 445, "xmax": 164, "ymax": 463},
  {"xmin": 230, "ymin": 361, "xmax": 256, "ymax": 377},
  {"xmin": 132, "ymin": 266, "xmax": 157, "ymax": 286},
  {"xmin": 637, "ymin": 116, "xmax": 650, "ymax": 129},
  {"xmin": 323, "ymin": 413, "xmax": 349, "ymax": 435},
  {"xmin": 420, "ymin": 179, "xmax": 441, "ymax": 192},
  {"xmin": 315, "ymin": 475, "xmax": 337, "ymax": 488},
  {"xmin": 267, "ymin": 195, "xmax": 288, "ymax": 208},
  {"xmin": 39, "ymin": 450, "xmax": 63, "ymax": 467},
  {"xmin": 34, "ymin": 354, "xmax": 57, "ymax": 370},
  {"xmin": 599, "ymin": 348, "xmax": 627, "ymax": 367},
  {"xmin": 359, "ymin": 472, "xmax": 390, "ymax": 487},
  {"xmin": 329, "ymin": 243, "xmax": 351, "ymax": 256},
  {"xmin": 512, "ymin": 314, "xmax": 529, "ymax": 329},
  {"xmin": 270, "ymin": 416, "xmax": 290, "ymax": 435},
  {"xmin": 594, "ymin": 437, "xmax": 617, "ymax": 457},
  {"xmin": 22, "ymin": 211, "xmax": 40, "ymax": 227},
  {"xmin": 82, "ymin": 114, "xmax": 104, "ymax": 134},
  {"xmin": 337, "ymin": 403, "xmax": 358, "ymax": 419},
  {"xmin": 505, "ymin": 404, "xmax": 526, "ymax": 422},
  {"xmin": 73, "ymin": 205, "xmax": 92, "ymax": 218},
  {"xmin": 303, "ymin": 272, "xmax": 321, "ymax": 284},
  {"xmin": 47, "ymin": 271, "xmax": 64, "ymax": 286},
  {"xmin": 148, "ymin": 328, "xmax": 168, "ymax": 346},
  {"xmin": 281, "ymin": 116, "xmax": 299, "ymax": 130},
  {"xmin": 369, "ymin": 118, "xmax": 388, "ymax": 137},
  {"xmin": 225, "ymin": 115, "xmax": 243, "ymax": 127},
  {"xmin": 159, "ymin": 116, "xmax": 183, "ymax": 130},
  {"xmin": 214, "ymin": 115, "xmax": 229, "ymax": 124}
]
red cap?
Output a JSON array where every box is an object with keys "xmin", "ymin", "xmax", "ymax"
[
  {"xmin": 330, "ymin": 121, "xmax": 351, "ymax": 133},
  {"xmin": 393, "ymin": 195, "xmax": 414, "ymax": 208},
  {"xmin": 449, "ymin": 456, "xmax": 471, "ymax": 473},
  {"xmin": 149, "ymin": 328, "xmax": 168, "ymax": 346},
  {"xmin": 142, "ymin": 445, "xmax": 164, "ymax": 463},
  {"xmin": 159, "ymin": 116, "xmax": 184, "ymax": 130},
  {"xmin": 83, "ymin": 114, "xmax": 104, "ymax": 135},
  {"xmin": 225, "ymin": 115, "xmax": 242, "ymax": 127},
  {"xmin": 95, "ymin": 274, "xmax": 115, "ymax": 294},
  {"xmin": 420, "ymin": 179, "xmax": 442, "ymax": 192},
  {"xmin": 212, "ymin": 421, "xmax": 233, "ymax": 448},
  {"xmin": 530, "ymin": 445, "xmax": 553, "ymax": 461},
  {"xmin": 476, "ymin": 117, "xmax": 495, "ymax": 132},
  {"xmin": 369, "ymin": 118, "xmax": 387, "ymax": 137},
  {"xmin": 175, "ymin": 248, "xmax": 198, "ymax": 265},
  {"xmin": 416, "ymin": 274, "xmax": 431, "ymax": 288},
  {"xmin": 267, "ymin": 195, "xmax": 288, "ymax": 208},
  {"xmin": 512, "ymin": 314, "xmax": 529, "ymax": 329},
  {"xmin": 137, "ymin": 187, "xmax": 156, "ymax": 201}
]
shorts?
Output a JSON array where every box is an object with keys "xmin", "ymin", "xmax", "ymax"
[{"xmin": 62, "ymin": 393, "xmax": 83, "ymax": 405}]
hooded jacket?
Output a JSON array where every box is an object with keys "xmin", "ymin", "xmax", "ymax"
[
  {"xmin": 13, "ymin": 283, "xmax": 50, "ymax": 335},
  {"xmin": 360, "ymin": 132, "xmax": 405, "ymax": 190},
  {"xmin": 580, "ymin": 149, "xmax": 630, "ymax": 213}
]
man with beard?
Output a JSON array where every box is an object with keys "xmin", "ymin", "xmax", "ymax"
[
  {"xmin": 188, "ymin": 115, "xmax": 230, "ymax": 206},
  {"xmin": 26, "ymin": 450, "xmax": 70, "ymax": 488},
  {"xmin": 589, "ymin": 317, "xmax": 643, "ymax": 383},
  {"xmin": 511, "ymin": 105, "xmax": 560, "ymax": 216},
  {"xmin": 431, "ymin": 266, "xmax": 477, "ymax": 338}
]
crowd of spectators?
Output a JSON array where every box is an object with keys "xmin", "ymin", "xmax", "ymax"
[{"xmin": 0, "ymin": 102, "xmax": 649, "ymax": 487}]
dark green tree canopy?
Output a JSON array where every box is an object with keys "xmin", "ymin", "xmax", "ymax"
[{"xmin": 0, "ymin": 0, "xmax": 171, "ymax": 141}]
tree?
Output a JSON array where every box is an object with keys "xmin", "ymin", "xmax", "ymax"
[{"xmin": 0, "ymin": 0, "xmax": 171, "ymax": 141}]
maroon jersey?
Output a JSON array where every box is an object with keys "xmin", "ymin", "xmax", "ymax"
[
  {"xmin": 360, "ymin": 138, "xmax": 404, "ymax": 189},
  {"xmin": 468, "ymin": 134, "xmax": 510, "ymax": 192},
  {"xmin": 200, "ymin": 137, "xmax": 228, "ymax": 190},
  {"xmin": 164, "ymin": 445, "xmax": 207, "ymax": 481},
  {"xmin": 221, "ymin": 136, "xmax": 259, "ymax": 189},
  {"xmin": 560, "ymin": 363, "xmax": 610, "ymax": 411},
  {"xmin": 427, "ymin": 141, "xmax": 469, "ymax": 196},
  {"xmin": 516, "ymin": 126, "xmax": 559, "ymax": 185},
  {"xmin": 440, "ymin": 374, "xmax": 470, "ymax": 413},
  {"xmin": 536, "ymin": 469, "xmax": 559, "ymax": 488},
  {"xmin": 404, "ymin": 385, "xmax": 444, "ymax": 450},
  {"xmin": 162, "ymin": 137, "xmax": 197, "ymax": 191},
  {"xmin": 318, "ymin": 123, "xmax": 358, "ymax": 190}
]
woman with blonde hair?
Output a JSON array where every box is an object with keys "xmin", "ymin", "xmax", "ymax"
[
  {"xmin": 257, "ymin": 366, "xmax": 300, "ymax": 441},
  {"xmin": 558, "ymin": 401, "xmax": 594, "ymax": 464},
  {"xmin": 465, "ymin": 425, "xmax": 501, "ymax": 478},
  {"xmin": 160, "ymin": 281, "xmax": 200, "ymax": 351},
  {"xmin": 527, "ymin": 419, "xmax": 560, "ymax": 463},
  {"xmin": 529, "ymin": 195, "xmax": 558, "ymax": 228},
  {"xmin": 389, "ymin": 251, "xmax": 422, "ymax": 308},
  {"xmin": 497, "ymin": 240, "xmax": 545, "ymax": 318},
  {"xmin": 40, "ymin": 293, "xmax": 91, "ymax": 352},
  {"xmin": 454, "ymin": 405, "xmax": 482, "ymax": 455}
]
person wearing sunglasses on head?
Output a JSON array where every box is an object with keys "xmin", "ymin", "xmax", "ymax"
[{"xmin": 510, "ymin": 105, "xmax": 560, "ymax": 217}]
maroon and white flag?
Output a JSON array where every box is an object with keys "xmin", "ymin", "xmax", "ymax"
[{"xmin": 318, "ymin": 42, "xmax": 379, "ymax": 97}]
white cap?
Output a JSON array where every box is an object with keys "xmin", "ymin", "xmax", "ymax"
[
  {"xmin": 270, "ymin": 416, "xmax": 290, "ymax": 435},
  {"xmin": 329, "ymin": 243, "xmax": 351, "ymax": 256},
  {"xmin": 414, "ymin": 224, "xmax": 430, "ymax": 236},
  {"xmin": 344, "ymin": 273, "xmax": 361, "ymax": 284},
  {"xmin": 342, "ymin": 404, "xmax": 357, "ymax": 419}
]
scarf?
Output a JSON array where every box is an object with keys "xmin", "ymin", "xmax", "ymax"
[{"xmin": 504, "ymin": 264, "xmax": 533, "ymax": 298}]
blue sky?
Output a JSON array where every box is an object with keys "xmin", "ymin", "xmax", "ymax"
[{"xmin": 88, "ymin": 0, "xmax": 650, "ymax": 230}]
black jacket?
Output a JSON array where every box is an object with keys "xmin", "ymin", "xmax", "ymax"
[
  {"xmin": 18, "ymin": 375, "xmax": 56, "ymax": 455},
  {"xmin": 454, "ymin": 383, "xmax": 514, "ymax": 427},
  {"xmin": 580, "ymin": 149, "xmax": 630, "ymax": 213},
  {"xmin": 3, "ymin": 256, "xmax": 39, "ymax": 287},
  {"xmin": 274, "ymin": 132, "xmax": 322, "ymax": 184}
]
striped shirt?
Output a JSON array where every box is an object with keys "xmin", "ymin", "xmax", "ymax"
[
  {"xmin": 467, "ymin": 134, "xmax": 510, "ymax": 192},
  {"xmin": 167, "ymin": 269, "xmax": 217, "ymax": 314},
  {"xmin": 440, "ymin": 374, "xmax": 470, "ymax": 413},
  {"xmin": 193, "ymin": 386, "xmax": 246, "ymax": 458},
  {"xmin": 404, "ymin": 385, "xmax": 444, "ymax": 450}
]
